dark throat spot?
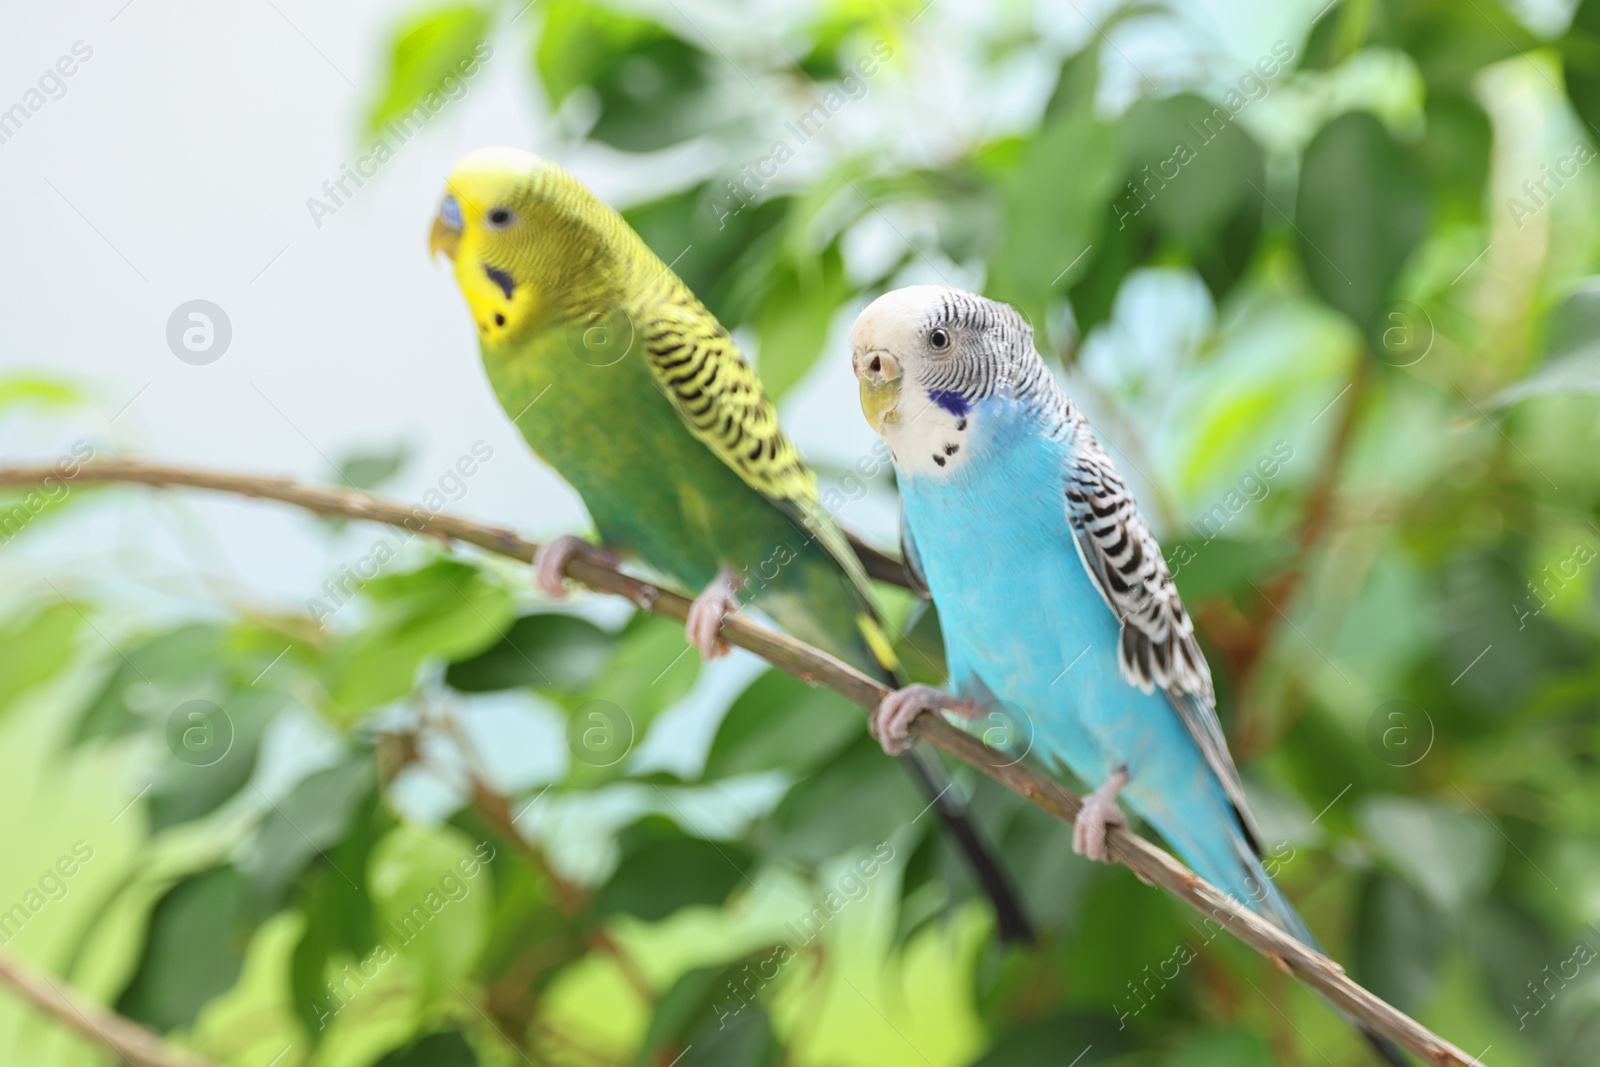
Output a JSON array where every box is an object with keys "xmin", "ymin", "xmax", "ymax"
[
  {"xmin": 927, "ymin": 388, "xmax": 970, "ymax": 417},
  {"xmin": 483, "ymin": 263, "xmax": 516, "ymax": 300}
]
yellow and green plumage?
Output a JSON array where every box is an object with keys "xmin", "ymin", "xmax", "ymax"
[
  {"xmin": 430, "ymin": 146, "xmax": 897, "ymax": 681},
  {"xmin": 430, "ymin": 147, "xmax": 1031, "ymax": 942}
]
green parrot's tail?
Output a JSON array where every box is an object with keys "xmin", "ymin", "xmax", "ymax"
[
  {"xmin": 898, "ymin": 744, "xmax": 1036, "ymax": 945},
  {"xmin": 852, "ymin": 614, "xmax": 1037, "ymax": 947}
]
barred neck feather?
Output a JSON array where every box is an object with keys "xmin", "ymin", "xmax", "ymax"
[{"xmin": 892, "ymin": 333, "xmax": 1080, "ymax": 478}]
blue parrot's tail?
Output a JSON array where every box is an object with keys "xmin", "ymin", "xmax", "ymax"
[
  {"xmin": 1252, "ymin": 861, "xmax": 1409, "ymax": 1067},
  {"xmin": 1154, "ymin": 813, "xmax": 1408, "ymax": 1066}
]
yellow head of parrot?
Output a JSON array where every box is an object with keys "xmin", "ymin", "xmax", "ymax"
[
  {"xmin": 429, "ymin": 147, "xmax": 564, "ymax": 348},
  {"xmin": 852, "ymin": 348, "xmax": 904, "ymax": 433}
]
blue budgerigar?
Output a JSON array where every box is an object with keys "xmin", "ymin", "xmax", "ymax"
[{"xmin": 850, "ymin": 285, "xmax": 1402, "ymax": 1065}]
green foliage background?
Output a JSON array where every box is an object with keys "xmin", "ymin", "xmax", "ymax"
[{"xmin": 5, "ymin": 1, "xmax": 1600, "ymax": 1065}]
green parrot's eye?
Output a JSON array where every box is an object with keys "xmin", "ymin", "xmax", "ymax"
[{"xmin": 487, "ymin": 206, "xmax": 516, "ymax": 229}]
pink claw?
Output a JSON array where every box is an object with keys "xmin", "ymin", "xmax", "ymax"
[
  {"xmin": 686, "ymin": 569, "xmax": 740, "ymax": 660},
  {"xmin": 1071, "ymin": 768, "xmax": 1129, "ymax": 863},
  {"xmin": 870, "ymin": 684, "xmax": 979, "ymax": 756}
]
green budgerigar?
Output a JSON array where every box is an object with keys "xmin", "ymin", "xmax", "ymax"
[{"xmin": 429, "ymin": 147, "xmax": 1031, "ymax": 942}]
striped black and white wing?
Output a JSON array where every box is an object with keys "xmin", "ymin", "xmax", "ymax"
[{"xmin": 1062, "ymin": 431, "xmax": 1262, "ymax": 853}]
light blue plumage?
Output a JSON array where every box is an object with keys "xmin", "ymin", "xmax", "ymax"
[
  {"xmin": 850, "ymin": 286, "xmax": 1401, "ymax": 1063},
  {"xmin": 850, "ymin": 285, "xmax": 1293, "ymax": 927}
]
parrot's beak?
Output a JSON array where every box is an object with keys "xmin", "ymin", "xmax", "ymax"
[
  {"xmin": 853, "ymin": 348, "xmax": 903, "ymax": 433},
  {"xmin": 429, "ymin": 212, "xmax": 461, "ymax": 263}
]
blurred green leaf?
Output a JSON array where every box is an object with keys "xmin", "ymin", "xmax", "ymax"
[
  {"xmin": 1417, "ymin": 94, "xmax": 1492, "ymax": 218},
  {"xmin": 367, "ymin": 4, "xmax": 489, "ymax": 135},
  {"xmin": 989, "ymin": 50, "xmax": 1121, "ymax": 340},
  {"xmin": 1119, "ymin": 93, "xmax": 1266, "ymax": 250},
  {"xmin": 289, "ymin": 785, "xmax": 393, "ymax": 1038},
  {"xmin": 585, "ymin": 610, "xmax": 700, "ymax": 714},
  {"xmin": 1352, "ymin": 872, "xmax": 1445, "ymax": 1014},
  {"xmin": 324, "ymin": 559, "xmax": 513, "ymax": 717},
  {"xmin": 1470, "ymin": 899, "xmax": 1562, "ymax": 1033},
  {"xmin": 73, "ymin": 625, "xmax": 228, "ymax": 745},
  {"xmin": 1358, "ymin": 795, "xmax": 1503, "ymax": 913},
  {"xmin": 1107, "ymin": 91, "xmax": 1269, "ymax": 306},
  {"xmin": 1565, "ymin": 0, "xmax": 1600, "ymax": 132},
  {"xmin": 0, "ymin": 601, "xmax": 79, "ymax": 718},
  {"xmin": 146, "ymin": 689, "xmax": 284, "ymax": 832},
  {"xmin": 445, "ymin": 612, "xmax": 612, "ymax": 694},
  {"xmin": 631, "ymin": 964, "xmax": 730, "ymax": 1067},
  {"xmin": 967, "ymin": 1010, "xmax": 1135, "ymax": 1065},
  {"xmin": 373, "ymin": 1030, "xmax": 479, "ymax": 1067},
  {"xmin": 561, "ymin": 612, "xmax": 700, "ymax": 787},
  {"xmin": 337, "ymin": 444, "xmax": 412, "ymax": 491},
  {"xmin": 116, "ymin": 866, "xmax": 254, "ymax": 1031},
  {"xmin": 369, "ymin": 824, "xmax": 493, "ymax": 1003},
  {"xmin": 1440, "ymin": 547, "xmax": 1587, "ymax": 712},
  {"xmin": 462, "ymin": 808, "xmax": 590, "ymax": 999},
  {"xmin": 597, "ymin": 818, "xmax": 752, "ymax": 921},
  {"xmin": 238, "ymin": 752, "xmax": 375, "ymax": 905},
  {"xmin": 1163, "ymin": 1028, "xmax": 1273, "ymax": 1067},
  {"xmin": 1168, "ymin": 537, "xmax": 1292, "ymax": 604},
  {"xmin": 535, "ymin": 0, "xmax": 714, "ymax": 151},
  {"xmin": 0, "ymin": 484, "xmax": 80, "ymax": 544},
  {"xmin": 892, "ymin": 822, "xmax": 948, "ymax": 948},
  {"xmin": 1295, "ymin": 111, "xmax": 1428, "ymax": 340},
  {"xmin": 755, "ymin": 245, "xmax": 851, "ymax": 401},
  {"xmin": 702, "ymin": 669, "xmax": 860, "ymax": 779},
  {"xmin": 1065, "ymin": 866, "xmax": 1186, "ymax": 1007},
  {"xmin": 679, "ymin": 1004, "xmax": 780, "ymax": 1067},
  {"xmin": 763, "ymin": 734, "xmax": 920, "ymax": 864},
  {"xmin": 624, "ymin": 188, "xmax": 790, "ymax": 328},
  {"xmin": 998, "ymin": 799, "xmax": 1097, "ymax": 932},
  {"xmin": 1496, "ymin": 278, "xmax": 1600, "ymax": 405}
]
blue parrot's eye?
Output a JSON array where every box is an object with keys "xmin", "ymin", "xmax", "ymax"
[
  {"xmin": 929, "ymin": 328, "xmax": 951, "ymax": 351},
  {"xmin": 439, "ymin": 195, "xmax": 463, "ymax": 230},
  {"xmin": 487, "ymin": 206, "xmax": 516, "ymax": 229}
]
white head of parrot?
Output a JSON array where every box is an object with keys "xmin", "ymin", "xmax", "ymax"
[{"xmin": 850, "ymin": 285, "xmax": 1006, "ymax": 476}]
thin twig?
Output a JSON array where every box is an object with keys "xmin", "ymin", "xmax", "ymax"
[
  {"xmin": 467, "ymin": 768, "xmax": 655, "ymax": 1002},
  {"xmin": 441, "ymin": 711, "xmax": 657, "ymax": 1004},
  {"xmin": 1233, "ymin": 357, "xmax": 1372, "ymax": 688},
  {"xmin": 0, "ymin": 459, "xmax": 1478, "ymax": 1066},
  {"xmin": 463, "ymin": 766, "xmax": 589, "ymax": 916},
  {"xmin": 0, "ymin": 947, "xmax": 216, "ymax": 1067}
]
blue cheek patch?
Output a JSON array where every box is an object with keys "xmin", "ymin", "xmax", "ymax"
[
  {"xmin": 927, "ymin": 389, "xmax": 970, "ymax": 417},
  {"xmin": 483, "ymin": 264, "xmax": 516, "ymax": 299}
]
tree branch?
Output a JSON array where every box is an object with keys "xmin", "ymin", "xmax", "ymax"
[
  {"xmin": 0, "ymin": 458, "xmax": 1477, "ymax": 1067},
  {"xmin": 0, "ymin": 946, "xmax": 217, "ymax": 1067},
  {"xmin": 1223, "ymin": 356, "xmax": 1373, "ymax": 691}
]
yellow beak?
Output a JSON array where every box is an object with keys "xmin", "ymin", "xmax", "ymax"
[
  {"xmin": 853, "ymin": 349, "xmax": 903, "ymax": 433},
  {"xmin": 429, "ymin": 213, "xmax": 461, "ymax": 263}
]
